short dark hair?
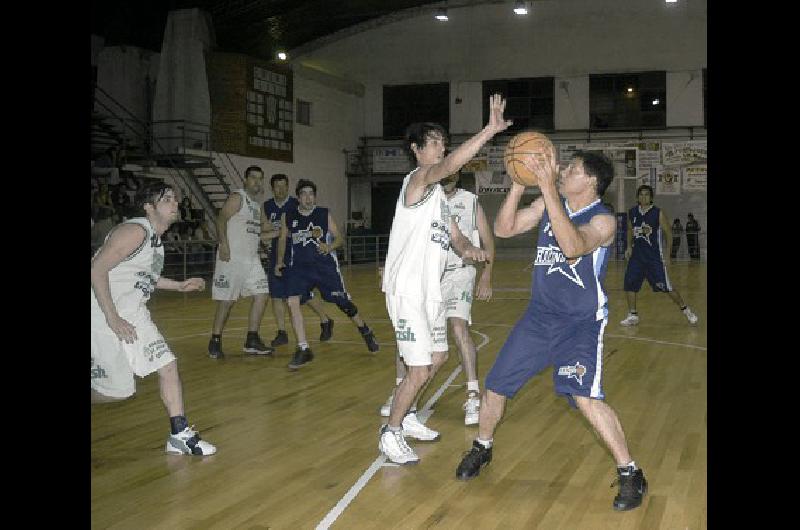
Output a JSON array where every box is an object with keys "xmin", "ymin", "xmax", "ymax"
[
  {"xmin": 574, "ymin": 150, "xmax": 614, "ymax": 196},
  {"xmin": 295, "ymin": 179, "xmax": 316, "ymax": 196},
  {"xmin": 636, "ymin": 184, "xmax": 655, "ymax": 203},
  {"xmin": 244, "ymin": 165, "xmax": 264, "ymax": 179},
  {"xmin": 404, "ymin": 122, "xmax": 448, "ymax": 160},
  {"xmin": 134, "ymin": 181, "xmax": 174, "ymax": 216},
  {"xmin": 270, "ymin": 173, "xmax": 289, "ymax": 188}
]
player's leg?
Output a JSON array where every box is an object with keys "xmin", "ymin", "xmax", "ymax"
[
  {"xmin": 286, "ymin": 294, "xmax": 313, "ymax": 369},
  {"xmin": 650, "ymin": 259, "xmax": 698, "ymax": 324},
  {"xmin": 270, "ymin": 297, "xmax": 290, "ymax": 346},
  {"xmin": 380, "ymin": 353, "xmax": 407, "ymax": 417},
  {"xmin": 621, "ymin": 261, "xmax": 644, "ymax": 326},
  {"xmin": 450, "ymin": 317, "xmax": 480, "ymax": 425},
  {"xmin": 322, "ymin": 265, "xmax": 379, "ymax": 352},
  {"xmin": 239, "ymin": 263, "xmax": 273, "ymax": 354},
  {"xmin": 209, "ymin": 259, "xmax": 240, "ymax": 358},
  {"xmin": 159, "ymin": 360, "xmax": 217, "ymax": 456},
  {"xmin": 305, "ymin": 295, "xmax": 334, "ymax": 341}
]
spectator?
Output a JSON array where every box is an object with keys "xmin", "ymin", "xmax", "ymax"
[
  {"xmin": 670, "ymin": 218, "xmax": 683, "ymax": 259},
  {"xmin": 179, "ymin": 197, "xmax": 193, "ymax": 222},
  {"xmin": 686, "ymin": 213, "xmax": 701, "ymax": 260},
  {"xmin": 91, "ymin": 182, "xmax": 117, "ymax": 248}
]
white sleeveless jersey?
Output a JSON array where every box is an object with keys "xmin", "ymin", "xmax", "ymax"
[
  {"xmin": 223, "ymin": 189, "xmax": 262, "ymax": 261},
  {"xmin": 382, "ymin": 169, "xmax": 451, "ymax": 302},
  {"xmin": 444, "ymin": 189, "xmax": 480, "ymax": 270},
  {"xmin": 90, "ymin": 217, "xmax": 164, "ymax": 319}
]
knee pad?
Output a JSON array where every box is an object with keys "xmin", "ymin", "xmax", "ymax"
[{"xmin": 337, "ymin": 300, "xmax": 358, "ymax": 318}]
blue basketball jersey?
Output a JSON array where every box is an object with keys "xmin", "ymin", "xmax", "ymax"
[
  {"xmin": 286, "ymin": 206, "xmax": 332, "ymax": 266},
  {"xmin": 629, "ymin": 204, "xmax": 664, "ymax": 262},
  {"xmin": 532, "ymin": 200, "xmax": 612, "ymax": 320},
  {"xmin": 264, "ymin": 196, "xmax": 299, "ymax": 265}
]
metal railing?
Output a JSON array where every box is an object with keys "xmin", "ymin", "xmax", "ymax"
[{"xmin": 345, "ymin": 235, "xmax": 390, "ymax": 266}]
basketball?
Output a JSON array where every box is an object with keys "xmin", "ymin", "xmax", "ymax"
[{"xmin": 503, "ymin": 131, "xmax": 556, "ymax": 186}]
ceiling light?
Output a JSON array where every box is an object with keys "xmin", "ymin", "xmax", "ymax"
[
  {"xmin": 627, "ymin": 87, "xmax": 633, "ymax": 93},
  {"xmin": 435, "ymin": 8, "xmax": 448, "ymax": 21},
  {"xmin": 514, "ymin": 1, "xmax": 528, "ymax": 15},
  {"xmin": 666, "ymin": 0, "xmax": 678, "ymax": 3},
  {"xmin": 652, "ymin": 98, "xmax": 660, "ymax": 105},
  {"xmin": 276, "ymin": 51, "xmax": 287, "ymax": 61}
]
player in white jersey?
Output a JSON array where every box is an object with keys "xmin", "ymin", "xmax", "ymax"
[
  {"xmin": 378, "ymin": 94, "xmax": 510, "ymax": 466},
  {"xmin": 91, "ymin": 182, "xmax": 216, "ymax": 456},
  {"xmin": 208, "ymin": 166, "xmax": 274, "ymax": 359},
  {"xmin": 379, "ymin": 170, "xmax": 495, "ymax": 426}
]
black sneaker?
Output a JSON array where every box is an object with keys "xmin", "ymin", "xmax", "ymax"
[
  {"xmin": 208, "ymin": 339, "xmax": 225, "ymax": 359},
  {"xmin": 361, "ymin": 329, "xmax": 380, "ymax": 352},
  {"xmin": 243, "ymin": 334, "xmax": 274, "ymax": 355},
  {"xmin": 271, "ymin": 330, "xmax": 289, "ymax": 347},
  {"xmin": 612, "ymin": 465, "xmax": 648, "ymax": 511},
  {"xmin": 456, "ymin": 440, "xmax": 492, "ymax": 480},
  {"xmin": 320, "ymin": 320, "xmax": 334, "ymax": 342},
  {"xmin": 288, "ymin": 347, "xmax": 314, "ymax": 370}
]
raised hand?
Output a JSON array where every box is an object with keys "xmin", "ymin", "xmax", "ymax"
[{"xmin": 487, "ymin": 93, "xmax": 513, "ymax": 135}]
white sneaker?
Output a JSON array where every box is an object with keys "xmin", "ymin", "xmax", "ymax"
[
  {"xmin": 379, "ymin": 393, "xmax": 393, "ymax": 417},
  {"xmin": 620, "ymin": 313, "xmax": 640, "ymax": 326},
  {"xmin": 402, "ymin": 411, "xmax": 440, "ymax": 441},
  {"xmin": 378, "ymin": 425, "xmax": 419, "ymax": 465},
  {"xmin": 683, "ymin": 307, "xmax": 699, "ymax": 324},
  {"xmin": 463, "ymin": 393, "xmax": 480, "ymax": 426},
  {"xmin": 165, "ymin": 426, "xmax": 217, "ymax": 456}
]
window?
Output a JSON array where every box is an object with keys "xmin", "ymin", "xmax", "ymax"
[
  {"xmin": 383, "ymin": 83, "xmax": 449, "ymax": 138},
  {"xmin": 296, "ymin": 99, "xmax": 311, "ymax": 126},
  {"xmin": 482, "ymin": 77, "xmax": 554, "ymax": 132},
  {"xmin": 590, "ymin": 71, "xmax": 666, "ymax": 130}
]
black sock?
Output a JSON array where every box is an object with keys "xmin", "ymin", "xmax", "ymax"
[
  {"xmin": 629, "ymin": 310, "xmax": 638, "ymax": 315},
  {"xmin": 680, "ymin": 305, "xmax": 687, "ymax": 311},
  {"xmin": 170, "ymin": 415, "xmax": 188, "ymax": 435},
  {"xmin": 211, "ymin": 334, "xmax": 221, "ymax": 342},
  {"xmin": 246, "ymin": 331, "xmax": 259, "ymax": 339},
  {"xmin": 358, "ymin": 324, "xmax": 370, "ymax": 335}
]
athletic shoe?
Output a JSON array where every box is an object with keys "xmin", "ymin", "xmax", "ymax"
[
  {"xmin": 319, "ymin": 320, "xmax": 334, "ymax": 342},
  {"xmin": 683, "ymin": 307, "xmax": 699, "ymax": 324},
  {"xmin": 463, "ymin": 393, "xmax": 480, "ymax": 426},
  {"xmin": 612, "ymin": 465, "xmax": 648, "ymax": 511},
  {"xmin": 361, "ymin": 329, "xmax": 380, "ymax": 352},
  {"xmin": 402, "ymin": 411, "xmax": 440, "ymax": 441},
  {"xmin": 620, "ymin": 313, "xmax": 640, "ymax": 326},
  {"xmin": 165, "ymin": 426, "xmax": 217, "ymax": 456},
  {"xmin": 271, "ymin": 330, "xmax": 289, "ymax": 347},
  {"xmin": 378, "ymin": 425, "xmax": 419, "ymax": 465},
  {"xmin": 243, "ymin": 334, "xmax": 274, "ymax": 355},
  {"xmin": 288, "ymin": 347, "xmax": 314, "ymax": 370},
  {"xmin": 208, "ymin": 339, "xmax": 225, "ymax": 359},
  {"xmin": 456, "ymin": 440, "xmax": 492, "ymax": 480},
  {"xmin": 379, "ymin": 393, "xmax": 394, "ymax": 417}
]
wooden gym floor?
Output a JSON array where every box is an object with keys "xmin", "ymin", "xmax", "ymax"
[{"xmin": 91, "ymin": 259, "xmax": 707, "ymax": 529}]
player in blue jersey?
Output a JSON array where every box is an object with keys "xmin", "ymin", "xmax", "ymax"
[
  {"xmin": 274, "ymin": 179, "xmax": 379, "ymax": 370},
  {"xmin": 262, "ymin": 174, "xmax": 333, "ymax": 347},
  {"xmin": 454, "ymin": 150, "xmax": 647, "ymax": 512},
  {"xmin": 619, "ymin": 185, "xmax": 698, "ymax": 326}
]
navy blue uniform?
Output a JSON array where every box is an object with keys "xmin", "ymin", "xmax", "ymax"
[
  {"xmin": 485, "ymin": 199, "xmax": 612, "ymax": 407},
  {"xmin": 623, "ymin": 204, "xmax": 672, "ymax": 293},
  {"xmin": 264, "ymin": 196, "xmax": 299, "ymax": 298},
  {"xmin": 284, "ymin": 207, "xmax": 351, "ymax": 304}
]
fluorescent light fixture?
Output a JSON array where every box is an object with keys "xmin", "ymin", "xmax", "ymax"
[
  {"xmin": 435, "ymin": 8, "xmax": 448, "ymax": 21},
  {"xmin": 652, "ymin": 98, "xmax": 660, "ymax": 105},
  {"xmin": 514, "ymin": 1, "xmax": 528, "ymax": 15},
  {"xmin": 666, "ymin": 0, "xmax": 678, "ymax": 3},
  {"xmin": 277, "ymin": 51, "xmax": 287, "ymax": 61},
  {"xmin": 627, "ymin": 87, "xmax": 634, "ymax": 93}
]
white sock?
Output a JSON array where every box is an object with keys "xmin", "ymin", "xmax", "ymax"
[
  {"xmin": 298, "ymin": 342, "xmax": 309, "ymax": 350},
  {"xmin": 467, "ymin": 380, "xmax": 480, "ymax": 394},
  {"xmin": 395, "ymin": 378, "xmax": 403, "ymax": 386},
  {"xmin": 476, "ymin": 438, "xmax": 493, "ymax": 449},
  {"xmin": 619, "ymin": 460, "xmax": 637, "ymax": 470}
]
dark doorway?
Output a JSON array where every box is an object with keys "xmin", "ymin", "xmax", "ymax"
[{"xmin": 371, "ymin": 180, "xmax": 403, "ymax": 234}]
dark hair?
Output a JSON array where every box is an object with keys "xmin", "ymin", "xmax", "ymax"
[
  {"xmin": 244, "ymin": 165, "xmax": 264, "ymax": 179},
  {"xmin": 295, "ymin": 179, "xmax": 316, "ymax": 196},
  {"xmin": 134, "ymin": 181, "xmax": 174, "ymax": 216},
  {"xmin": 270, "ymin": 173, "xmax": 289, "ymax": 188},
  {"xmin": 574, "ymin": 150, "xmax": 614, "ymax": 196},
  {"xmin": 404, "ymin": 122, "xmax": 448, "ymax": 160},
  {"xmin": 636, "ymin": 184, "xmax": 655, "ymax": 203}
]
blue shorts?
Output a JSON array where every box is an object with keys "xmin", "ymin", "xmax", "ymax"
[
  {"xmin": 285, "ymin": 260, "xmax": 350, "ymax": 304},
  {"xmin": 267, "ymin": 259, "xmax": 291, "ymax": 299},
  {"xmin": 485, "ymin": 306, "xmax": 607, "ymax": 407},
  {"xmin": 623, "ymin": 256, "xmax": 672, "ymax": 292}
]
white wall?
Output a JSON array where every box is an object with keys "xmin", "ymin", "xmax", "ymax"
[{"xmin": 96, "ymin": 45, "xmax": 158, "ymax": 127}]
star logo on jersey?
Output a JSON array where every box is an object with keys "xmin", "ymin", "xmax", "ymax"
[
  {"xmin": 557, "ymin": 362, "xmax": 587, "ymax": 386},
  {"xmin": 633, "ymin": 222, "xmax": 654, "ymax": 246},
  {"xmin": 292, "ymin": 221, "xmax": 323, "ymax": 247},
  {"xmin": 534, "ymin": 244, "xmax": 585, "ymax": 288}
]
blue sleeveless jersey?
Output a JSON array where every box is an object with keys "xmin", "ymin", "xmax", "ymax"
[
  {"xmin": 629, "ymin": 204, "xmax": 664, "ymax": 262},
  {"xmin": 532, "ymin": 200, "xmax": 612, "ymax": 320},
  {"xmin": 286, "ymin": 206, "xmax": 333, "ymax": 266},
  {"xmin": 264, "ymin": 196, "xmax": 299, "ymax": 266}
]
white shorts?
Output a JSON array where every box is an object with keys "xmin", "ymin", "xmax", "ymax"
[
  {"xmin": 385, "ymin": 293, "xmax": 447, "ymax": 366},
  {"xmin": 212, "ymin": 257, "xmax": 269, "ymax": 301},
  {"xmin": 91, "ymin": 308, "xmax": 176, "ymax": 398},
  {"xmin": 441, "ymin": 266, "xmax": 476, "ymax": 324}
]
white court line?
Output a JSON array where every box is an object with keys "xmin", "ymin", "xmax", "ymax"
[{"xmin": 314, "ymin": 330, "xmax": 489, "ymax": 530}]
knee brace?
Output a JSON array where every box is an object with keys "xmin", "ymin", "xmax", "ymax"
[{"xmin": 337, "ymin": 299, "xmax": 358, "ymax": 318}]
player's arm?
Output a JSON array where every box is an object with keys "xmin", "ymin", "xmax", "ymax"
[
  {"xmin": 275, "ymin": 213, "xmax": 288, "ymax": 276},
  {"xmin": 261, "ymin": 206, "xmax": 280, "ymax": 241},
  {"xmin": 215, "ymin": 193, "xmax": 241, "ymax": 262},
  {"xmin": 406, "ymin": 94, "xmax": 512, "ymax": 204},
  {"xmin": 475, "ymin": 201, "xmax": 495, "ymax": 301},
  {"xmin": 494, "ymin": 184, "xmax": 545, "ymax": 238},
  {"xmin": 319, "ymin": 212, "xmax": 343, "ymax": 255},
  {"xmin": 450, "ymin": 220, "xmax": 488, "ymax": 262},
  {"xmin": 625, "ymin": 218, "xmax": 634, "ymax": 260},
  {"xmin": 90, "ymin": 223, "xmax": 147, "ymax": 344},
  {"xmin": 156, "ymin": 277, "xmax": 206, "ymax": 292}
]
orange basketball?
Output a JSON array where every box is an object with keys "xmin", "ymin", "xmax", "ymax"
[{"xmin": 503, "ymin": 131, "xmax": 556, "ymax": 186}]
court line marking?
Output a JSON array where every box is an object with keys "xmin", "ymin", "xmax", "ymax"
[{"xmin": 314, "ymin": 330, "xmax": 489, "ymax": 530}]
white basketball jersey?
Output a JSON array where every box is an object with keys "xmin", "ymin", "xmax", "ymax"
[
  {"xmin": 382, "ymin": 169, "xmax": 452, "ymax": 302},
  {"xmin": 223, "ymin": 189, "xmax": 262, "ymax": 261},
  {"xmin": 445, "ymin": 189, "xmax": 480, "ymax": 270},
  {"xmin": 90, "ymin": 217, "xmax": 164, "ymax": 318}
]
